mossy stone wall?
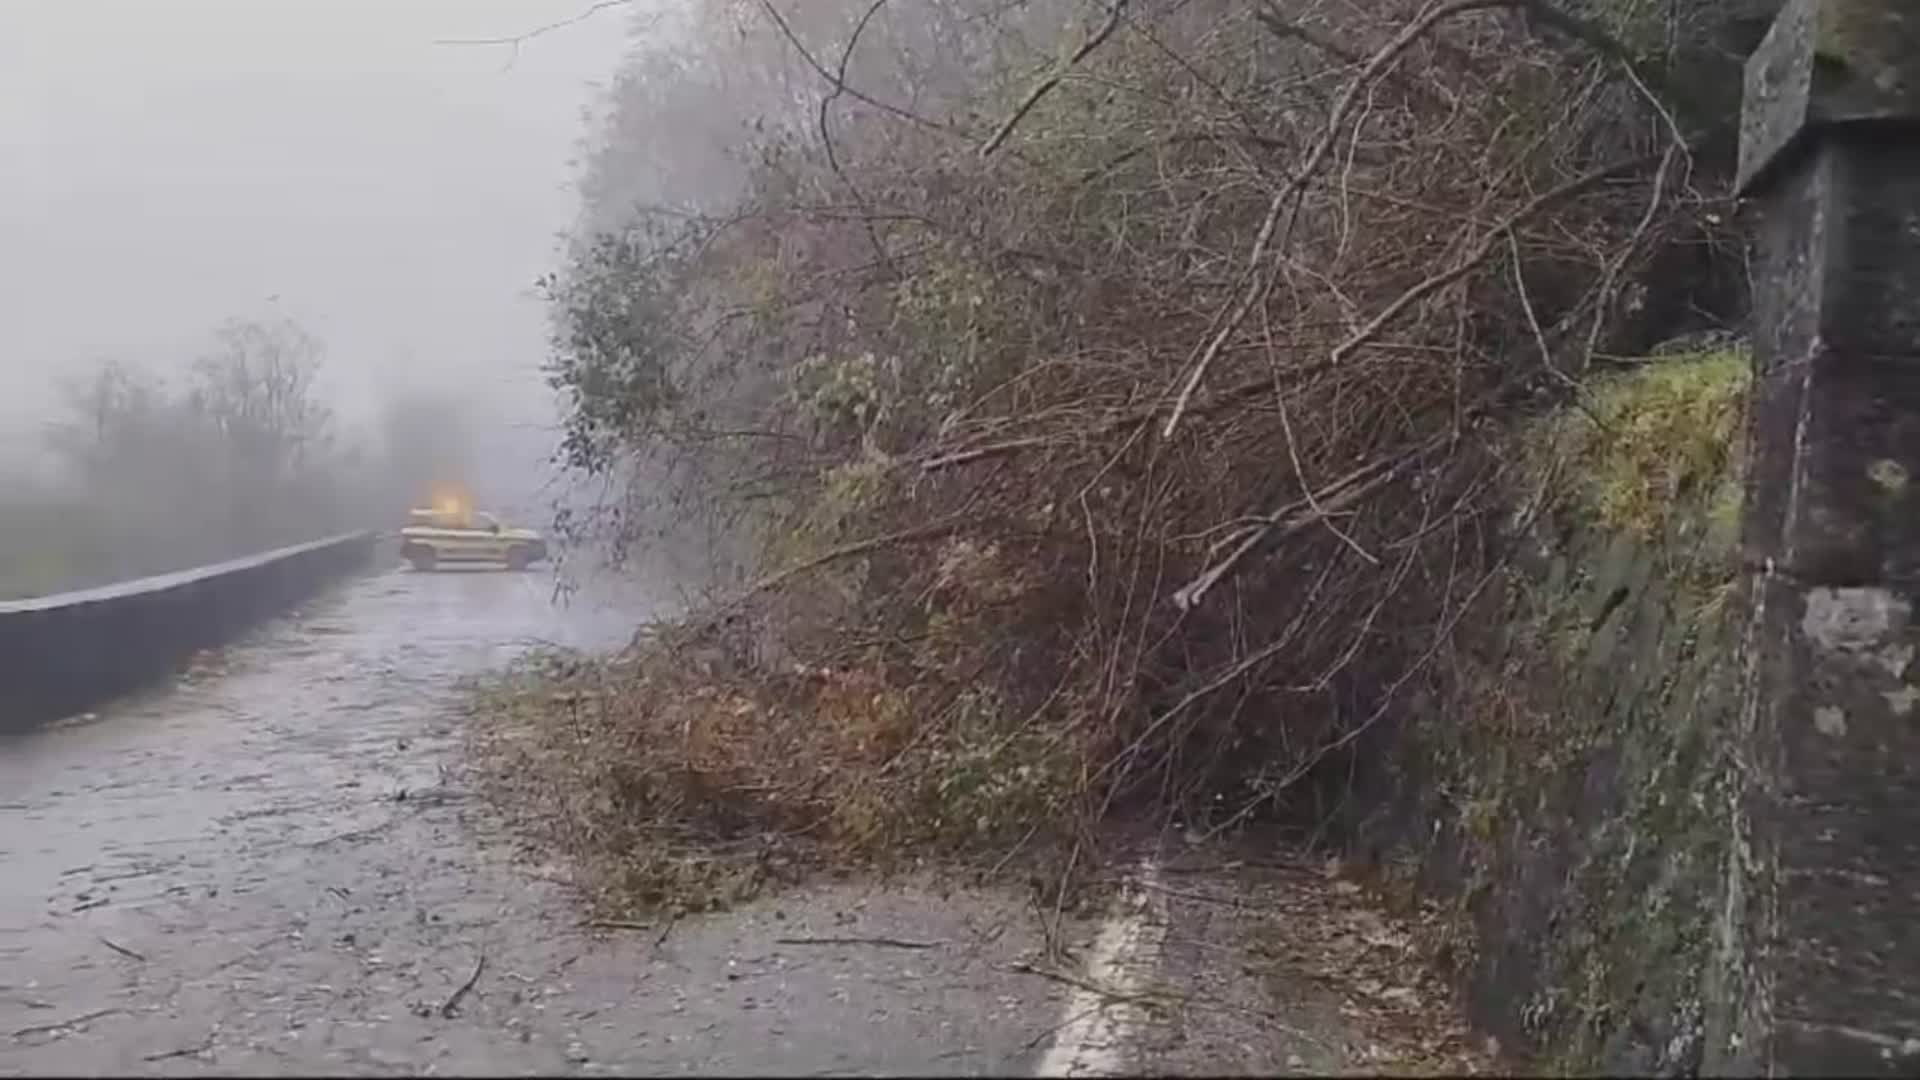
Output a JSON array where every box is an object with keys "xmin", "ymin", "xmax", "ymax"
[{"xmin": 1354, "ymin": 353, "xmax": 1755, "ymax": 1074}]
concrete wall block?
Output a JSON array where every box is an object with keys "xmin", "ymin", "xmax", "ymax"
[
  {"xmin": 1738, "ymin": 0, "xmax": 1920, "ymax": 1069},
  {"xmin": 1769, "ymin": 586, "xmax": 1920, "ymax": 1070},
  {"xmin": 1784, "ymin": 359, "xmax": 1920, "ymax": 584},
  {"xmin": 1738, "ymin": 0, "xmax": 1920, "ymax": 196},
  {"xmin": 1821, "ymin": 144, "xmax": 1920, "ymax": 355}
]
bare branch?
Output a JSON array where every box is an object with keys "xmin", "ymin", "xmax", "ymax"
[
  {"xmin": 433, "ymin": 0, "xmax": 632, "ymax": 48},
  {"xmin": 1161, "ymin": 0, "xmax": 1550, "ymax": 441},
  {"xmin": 1159, "ymin": 0, "xmax": 1683, "ymax": 444},
  {"xmin": 754, "ymin": 0, "xmax": 964, "ymax": 141},
  {"xmin": 432, "ymin": 0, "xmax": 638, "ymax": 73},
  {"xmin": 817, "ymin": 0, "xmax": 901, "ymax": 275},
  {"xmin": 980, "ymin": 0, "xmax": 1132, "ymax": 158},
  {"xmin": 1326, "ymin": 146, "xmax": 1674, "ymax": 371}
]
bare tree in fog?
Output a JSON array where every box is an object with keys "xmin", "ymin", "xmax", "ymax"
[
  {"xmin": 40, "ymin": 359, "xmax": 219, "ymax": 582},
  {"xmin": 186, "ymin": 317, "xmax": 341, "ymax": 551},
  {"xmin": 45, "ymin": 360, "xmax": 178, "ymax": 489},
  {"xmin": 190, "ymin": 317, "xmax": 334, "ymax": 491},
  {"xmin": 0, "ymin": 315, "xmax": 479, "ymax": 598}
]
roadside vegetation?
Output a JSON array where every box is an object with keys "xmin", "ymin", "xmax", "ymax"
[
  {"xmin": 0, "ymin": 316, "xmax": 475, "ymax": 600},
  {"xmin": 469, "ymin": 0, "xmax": 1755, "ymax": 917}
]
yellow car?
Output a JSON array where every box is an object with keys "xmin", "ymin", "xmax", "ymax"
[{"xmin": 399, "ymin": 501, "xmax": 548, "ymax": 572}]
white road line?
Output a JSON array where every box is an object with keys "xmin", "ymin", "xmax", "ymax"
[{"xmin": 1033, "ymin": 859, "xmax": 1168, "ymax": 1078}]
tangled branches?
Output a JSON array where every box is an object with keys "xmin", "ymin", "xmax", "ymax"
[{"xmin": 519, "ymin": 0, "xmax": 1742, "ymax": 904}]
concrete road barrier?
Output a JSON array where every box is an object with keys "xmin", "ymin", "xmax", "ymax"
[{"xmin": 0, "ymin": 532, "xmax": 376, "ymax": 733}]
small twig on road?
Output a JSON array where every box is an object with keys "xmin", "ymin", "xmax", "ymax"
[
  {"xmin": 1005, "ymin": 961, "xmax": 1161, "ymax": 1005},
  {"xmin": 398, "ymin": 788, "xmax": 470, "ymax": 808},
  {"xmin": 1024, "ymin": 1001, "xmax": 1110, "ymax": 1050},
  {"xmin": 1016, "ymin": 961, "xmax": 1326, "ymax": 1049},
  {"xmin": 440, "ymin": 952, "xmax": 486, "ymax": 1018},
  {"xmin": 302, "ymin": 819, "xmax": 398, "ymax": 849},
  {"xmin": 11, "ymin": 1008, "xmax": 119, "ymax": 1041},
  {"xmin": 99, "ymin": 937, "xmax": 147, "ymax": 963},
  {"xmin": 1133, "ymin": 879, "xmax": 1253, "ymax": 910},
  {"xmin": 1155, "ymin": 857, "xmax": 1319, "ymax": 876},
  {"xmin": 654, "ymin": 911, "xmax": 682, "ymax": 948},
  {"xmin": 143, "ymin": 1033, "xmax": 216, "ymax": 1062},
  {"xmin": 586, "ymin": 919, "xmax": 652, "ymax": 931},
  {"xmin": 773, "ymin": 935, "xmax": 944, "ymax": 950}
]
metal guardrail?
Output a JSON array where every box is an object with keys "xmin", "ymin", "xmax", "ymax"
[{"xmin": 0, "ymin": 531, "xmax": 377, "ymax": 733}]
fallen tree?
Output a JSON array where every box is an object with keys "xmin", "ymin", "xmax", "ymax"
[{"xmin": 475, "ymin": 0, "xmax": 1751, "ymax": 915}]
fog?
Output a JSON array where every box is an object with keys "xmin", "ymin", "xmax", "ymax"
[{"xmin": 0, "ymin": 0, "xmax": 637, "ymax": 463}]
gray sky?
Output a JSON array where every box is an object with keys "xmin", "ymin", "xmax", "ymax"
[{"xmin": 0, "ymin": 0, "xmax": 636, "ymax": 456}]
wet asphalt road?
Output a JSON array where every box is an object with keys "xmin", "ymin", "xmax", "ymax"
[{"xmin": 0, "ymin": 565, "xmax": 1076, "ymax": 1076}]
